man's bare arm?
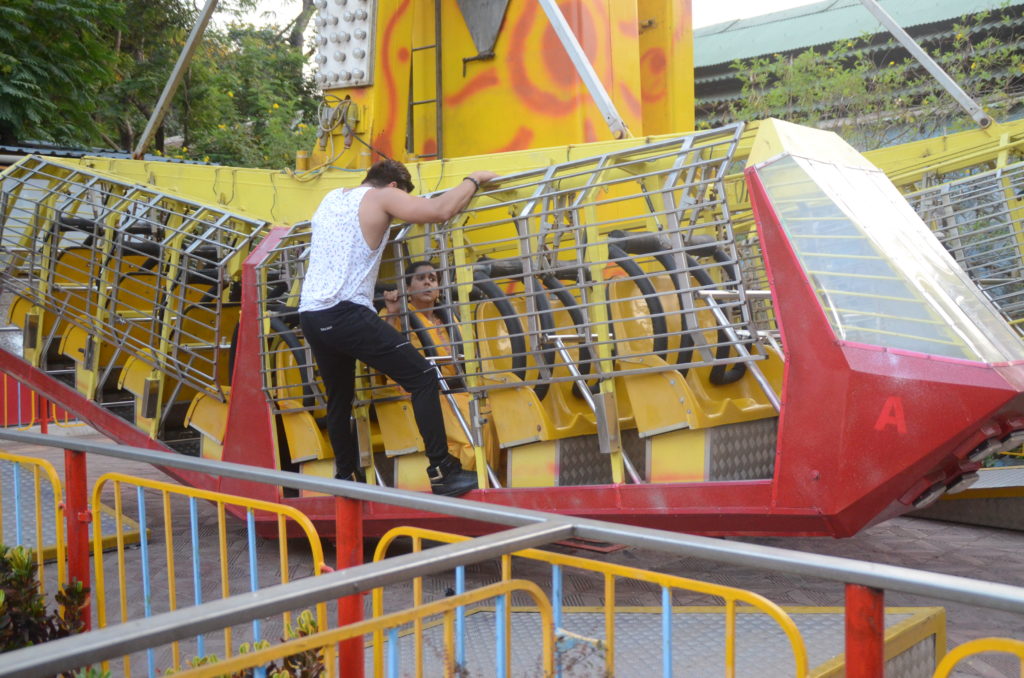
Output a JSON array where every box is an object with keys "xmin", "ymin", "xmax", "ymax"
[{"xmin": 377, "ymin": 171, "xmax": 498, "ymax": 224}]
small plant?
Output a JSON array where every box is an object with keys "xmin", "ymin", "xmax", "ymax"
[
  {"xmin": 168, "ymin": 609, "xmax": 325, "ymax": 678},
  {"xmin": 0, "ymin": 544, "xmax": 89, "ymax": 652}
]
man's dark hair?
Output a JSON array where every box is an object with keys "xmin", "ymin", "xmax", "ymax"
[{"xmin": 363, "ymin": 159, "xmax": 415, "ymax": 193}]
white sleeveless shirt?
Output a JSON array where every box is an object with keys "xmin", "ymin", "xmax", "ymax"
[{"xmin": 298, "ymin": 186, "xmax": 386, "ymax": 313}]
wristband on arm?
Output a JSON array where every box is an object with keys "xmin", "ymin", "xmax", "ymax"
[{"xmin": 463, "ymin": 176, "xmax": 480, "ymax": 191}]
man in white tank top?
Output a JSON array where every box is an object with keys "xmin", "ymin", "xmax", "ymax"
[{"xmin": 299, "ymin": 159, "xmax": 497, "ymax": 497}]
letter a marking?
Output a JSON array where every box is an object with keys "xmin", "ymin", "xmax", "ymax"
[{"xmin": 874, "ymin": 396, "xmax": 906, "ymax": 434}]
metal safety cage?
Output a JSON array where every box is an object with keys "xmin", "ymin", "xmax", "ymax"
[
  {"xmin": 255, "ymin": 123, "xmax": 770, "ymax": 416},
  {"xmin": 396, "ymin": 122, "xmax": 761, "ymax": 395},
  {"xmin": 0, "ymin": 156, "xmax": 269, "ymax": 399},
  {"xmin": 905, "ymin": 160, "xmax": 1024, "ymax": 332},
  {"xmin": 253, "ymin": 223, "xmax": 321, "ymax": 414}
]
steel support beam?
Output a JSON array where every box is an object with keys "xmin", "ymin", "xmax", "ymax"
[
  {"xmin": 132, "ymin": 0, "xmax": 220, "ymax": 159},
  {"xmin": 858, "ymin": 0, "xmax": 992, "ymax": 128},
  {"xmin": 535, "ymin": 0, "xmax": 630, "ymax": 139}
]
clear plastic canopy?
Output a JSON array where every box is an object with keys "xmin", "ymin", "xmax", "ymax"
[{"xmin": 756, "ymin": 154, "xmax": 1024, "ymax": 364}]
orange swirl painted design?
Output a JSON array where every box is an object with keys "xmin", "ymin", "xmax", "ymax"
[{"xmin": 373, "ymin": 0, "xmax": 412, "ymax": 159}]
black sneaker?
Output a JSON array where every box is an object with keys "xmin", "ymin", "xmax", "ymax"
[
  {"xmin": 335, "ymin": 468, "xmax": 366, "ymax": 483},
  {"xmin": 427, "ymin": 457, "xmax": 478, "ymax": 497}
]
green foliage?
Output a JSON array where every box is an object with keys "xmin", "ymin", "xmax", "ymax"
[
  {"xmin": 0, "ymin": 544, "xmax": 89, "ymax": 654},
  {"xmin": 168, "ymin": 609, "xmax": 325, "ymax": 677},
  {"xmin": 721, "ymin": 7, "xmax": 1024, "ymax": 150},
  {"xmin": 92, "ymin": 0, "xmax": 195, "ymax": 150},
  {"xmin": 72, "ymin": 668, "xmax": 112, "ymax": 678},
  {"xmin": 176, "ymin": 23, "xmax": 319, "ymax": 168},
  {"xmin": 2, "ymin": 0, "xmax": 317, "ymax": 168},
  {"xmin": 0, "ymin": 0, "xmax": 122, "ymax": 145}
]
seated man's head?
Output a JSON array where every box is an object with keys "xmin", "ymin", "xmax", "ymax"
[
  {"xmin": 406, "ymin": 260, "xmax": 440, "ymax": 310},
  {"xmin": 363, "ymin": 159, "xmax": 415, "ymax": 193}
]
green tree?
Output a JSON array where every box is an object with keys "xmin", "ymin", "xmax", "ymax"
[
  {"xmin": 721, "ymin": 8, "xmax": 1024, "ymax": 150},
  {"xmin": 0, "ymin": 0, "xmax": 122, "ymax": 145},
  {"xmin": 173, "ymin": 23, "xmax": 319, "ymax": 168},
  {"xmin": 92, "ymin": 0, "xmax": 197, "ymax": 151}
]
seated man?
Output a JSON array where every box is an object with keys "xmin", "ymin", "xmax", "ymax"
[{"xmin": 381, "ymin": 260, "xmax": 500, "ymax": 474}]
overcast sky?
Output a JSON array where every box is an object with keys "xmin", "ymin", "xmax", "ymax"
[
  {"xmin": 692, "ymin": 0, "xmax": 816, "ymax": 27},
  {"xmin": 243, "ymin": 1, "xmax": 819, "ymax": 30}
]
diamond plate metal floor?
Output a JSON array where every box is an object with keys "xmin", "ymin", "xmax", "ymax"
[{"xmin": 0, "ymin": 433, "xmax": 140, "ymax": 558}]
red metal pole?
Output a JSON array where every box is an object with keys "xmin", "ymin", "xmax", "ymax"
[
  {"xmin": 38, "ymin": 393, "xmax": 48, "ymax": 434},
  {"xmin": 845, "ymin": 583, "xmax": 884, "ymax": 678},
  {"xmin": 64, "ymin": 448, "xmax": 91, "ymax": 629},
  {"xmin": 336, "ymin": 496, "xmax": 364, "ymax": 677}
]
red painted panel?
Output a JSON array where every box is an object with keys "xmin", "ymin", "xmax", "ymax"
[
  {"xmin": 746, "ymin": 166, "xmax": 1024, "ymax": 536},
  {"xmin": 217, "ymin": 228, "xmax": 288, "ymax": 504}
]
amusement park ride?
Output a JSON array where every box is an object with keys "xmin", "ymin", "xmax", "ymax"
[{"xmin": 2, "ymin": 0, "xmax": 1024, "ymax": 538}]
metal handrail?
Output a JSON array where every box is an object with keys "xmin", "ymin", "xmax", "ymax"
[{"xmin": 2, "ymin": 427, "xmax": 1024, "ymax": 676}]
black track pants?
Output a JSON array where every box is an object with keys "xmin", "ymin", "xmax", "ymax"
[{"xmin": 300, "ymin": 301, "xmax": 448, "ymax": 477}]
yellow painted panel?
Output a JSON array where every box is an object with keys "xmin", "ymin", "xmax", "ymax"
[
  {"xmin": 484, "ymin": 373, "xmax": 551, "ymax": 447},
  {"xmin": 746, "ymin": 118, "xmax": 875, "ymax": 170},
  {"xmin": 648, "ymin": 428, "xmax": 705, "ymax": 483},
  {"xmin": 394, "ymin": 451, "xmax": 431, "ymax": 492},
  {"xmin": 374, "ymin": 397, "xmax": 424, "ymax": 456},
  {"xmin": 280, "ymin": 407, "xmax": 334, "ymax": 464},
  {"xmin": 637, "ymin": 0, "xmax": 694, "ymax": 135},
  {"xmin": 298, "ymin": 458, "xmax": 335, "ymax": 497},
  {"xmin": 184, "ymin": 390, "xmax": 230, "ymax": 462},
  {"xmin": 508, "ymin": 440, "xmax": 559, "ymax": 488},
  {"xmin": 617, "ymin": 355, "xmax": 695, "ymax": 436}
]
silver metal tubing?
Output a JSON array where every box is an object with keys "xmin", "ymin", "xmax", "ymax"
[
  {"xmin": 858, "ymin": 0, "xmax": 992, "ymax": 128},
  {"xmin": 433, "ymin": 363, "xmax": 476, "ymax": 444},
  {"xmin": 576, "ymin": 519, "xmax": 1024, "ymax": 616},
  {"xmin": 0, "ymin": 522, "xmax": 575, "ymax": 678},
  {"xmin": 620, "ymin": 449, "xmax": 644, "ymax": 484},
  {"xmin": 703, "ymin": 297, "xmax": 782, "ymax": 412},
  {"xmin": 430, "ymin": 360, "xmax": 501, "ymax": 487},
  {"xmin": 133, "ymin": 0, "xmax": 220, "ymax": 158},
  {"xmin": 0, "ymin": 430, "xmax": 1024, "ymax": 658},
  {"xmin": 0, "ymin": 429, "xmax": 548, "ymax": 527},
  {"xmin": 699, "ymin": 290, "xmax": 773, "ymax": 298},
  {"xmin": 549, "ymin": 335, "xmax": 597, "ymax": 413}
]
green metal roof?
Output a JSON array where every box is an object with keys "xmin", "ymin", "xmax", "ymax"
[{"xmin": 694, "ymin": 0, "xmax": 1021, "ymax": 67}]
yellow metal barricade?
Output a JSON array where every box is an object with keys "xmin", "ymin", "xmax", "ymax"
[
  {"xmin": 45, "ymin": 400, "xmax": 83, "ymax": 429},
  {"xmin": 372, "ymin": 527, "xmax": 809, "ymax": 678},
  {"xmin": 169, "ymin": 580, "xmax": 553, "ymax": 678},
  {"xmin": 933, "ymin": 638, "xmax": 1024, "ymax": 678},
  {"xmin": 90, "ymin": 473, "xmax": 330, "ymax": 676},
  {"xmin": 0, "ymin": 450, "xmax": 65, "ymax": 590}
]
